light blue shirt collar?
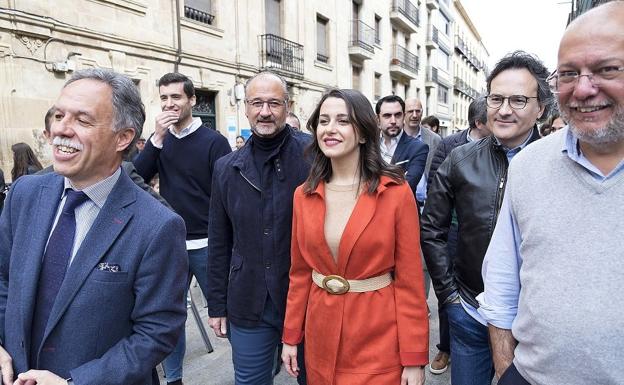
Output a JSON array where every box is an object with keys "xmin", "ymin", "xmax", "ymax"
[
  {"xmin": 64, "ymin": 167, "xmax": 121, "ymax": 208},
  {"xmin": 562, "ymin": 127, "xmax": 624, "ymax": 181},
  {"xmin": 495, "ymin": 129, "xmax": 534, "ymax": 162}
]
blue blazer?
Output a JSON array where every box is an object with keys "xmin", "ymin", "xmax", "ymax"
[
  {"xmin": 0, "ymin": 171, "xmax": 188, "ymax": 385},
  {"xmin": 391, "ymin": 132, "xmax": 429, "ymax": 196}
]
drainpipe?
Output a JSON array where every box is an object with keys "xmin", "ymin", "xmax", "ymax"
[{"xmin": 174, "ymin": 0, "xmax": 182, "ymax": 72}]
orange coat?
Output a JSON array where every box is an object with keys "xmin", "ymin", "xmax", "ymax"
[{"xmin": 283, "ymin": 177, "xmax": 429, "ymax": 385}]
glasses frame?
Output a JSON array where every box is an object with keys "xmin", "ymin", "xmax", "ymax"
[
  {"xmin": 244, "ymin": 99, "xmax": 287, "ymax": 111},
  {"xmin": 548, "ymin": 66, "xmax": 624, "ymax": 93},
  {"xmin": 485, "ymin": 94, "xmax": 539, "ymax": 110}
]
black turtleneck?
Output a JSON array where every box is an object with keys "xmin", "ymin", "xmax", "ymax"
[{"xmin": 251, "ymin": 126, "xmax": 290, "ymax": 185}]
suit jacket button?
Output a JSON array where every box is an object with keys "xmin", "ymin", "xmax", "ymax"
[{"xmin": 265, "ymin": 262, "xmax": 271, "ymax": 269}]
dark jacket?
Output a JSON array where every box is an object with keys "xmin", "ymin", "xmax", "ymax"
[
  {"xmin": 207, "ymin": 127, "xmax": 311, "ymax": 327},
  {"xmin": 134, "ymin": 124, "xmax": 231, "ymax": 239},
  {"xmin": 421, "ymin": 128, "xmax": 540, "ymax": 308},
  {"xmin": 390, "ymin": 132, "xmax": 429, "ymax": 196},
  {"xmin": 427, "ymin": 129, "xmax": 469, "ymax": 187}
]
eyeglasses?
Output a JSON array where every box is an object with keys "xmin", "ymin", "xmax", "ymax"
[
  {"xmin": 548, "ymin": 66, "xmax": 624, "ymax": 93},
  {"xmin": 245, "ymin": 99, "xmax": 287, "ymax": 110},
  {"xmin": 485, "ymin": 94, "xmax": 538, "ymax": 110}
]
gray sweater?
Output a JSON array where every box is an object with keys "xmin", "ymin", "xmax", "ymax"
[{"xmin": 506, "ymin": 129, "xmax": 624, "ymax": 385}]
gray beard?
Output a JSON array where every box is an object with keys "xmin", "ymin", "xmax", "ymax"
[{"xmin": 564, "ymin": 105, "xmax": 624, "ymax": 146}]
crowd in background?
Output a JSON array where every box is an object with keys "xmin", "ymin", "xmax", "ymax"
[{"xmin": 0, "ymin": 3, "xmax": 623, "ymax": 385}]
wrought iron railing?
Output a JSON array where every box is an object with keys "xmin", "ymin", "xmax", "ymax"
[
  {"xmin": 392, "ymin": 0, "xmax": 420, "ymax": 27},
  {"xmin": 390, "ymin": 45, "xmax": 419, "ymax": 75},
  {"xmin": 316, "ymin": 53, "xmax": 329, "ymax": 63},
  {"xmin": 350, "ymin": 20, "xmax": 375, "ymax": 53},
  {"xmin": 455, "ymin": 35, "xmax": 484, "ymax": 71},
  {"xmin": 428, "ymin": 26, "xmax": 439, "ymax": 45},
  {"xmin": 426, "ymin": 66, "xmax": 438, "ymax": 83},
  {"xmin": 259, "ymin": 34, "xmax": 304, "ymax": 78},
  {"xmin": 438, "ymin": 38, "xmax": 450, "ymax": 54},
  {"xmin": 454, "ymin": 76, "xmax": 479, "ymax": 99},
  {"xmin": 184, "ymin": 5, "xmax": 215, "ymax": 25}
]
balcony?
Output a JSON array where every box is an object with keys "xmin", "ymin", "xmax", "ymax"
[
  {"xmin": 389, "ymin": 45, "xmax": 419, "ymax": 80},
  {"xmin": 455, "ymin": 35, "xmax": 484, "ymax": 71},
  {"xmin": 425, "ymin": 66, "xmax": 438, "ymax": 88},
  {"xmin": 426, "ymin": 26, "xmax": 439, "ymax": 50},
  {"xmin": 426, "ymin": 0, "xmax": 438, "ymax": 10},
  {"xmin": 349, "ymin": 20, "xmax": 375, "ymax": 61},
  {"xmin": 390, "ymin": 0, "xmax": 420, "ymax": 34},
  {"xmin": 259, "ymin": 34, "xmax": 304, "ymax": 79},
  {"xmin": 453, "ymin": 77, "xmax": 479, "ymax": 99},
  {"xmin": 437, "ymin": 33, "xmax": 451, "ymax": 53},
  {"xmin": 184, "ymin": 5, "xmax": 215, "ymax": 25}
]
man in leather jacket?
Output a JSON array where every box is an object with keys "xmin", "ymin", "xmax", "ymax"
[
  {"xmin": 425, "ymin": 97, "xmax": 490, "ymax": 376},
  {"xmin": 420, "ymin": 51, "xmax": 552, "ymax": 385}
]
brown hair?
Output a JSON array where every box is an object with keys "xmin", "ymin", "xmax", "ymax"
[
  {"xmin": 11, "ymin": 142, "xmax": 43, "ymax": 180},
  {"xmin": 303, "ymin": 89, "xmax": 404, "ymax": 195}
]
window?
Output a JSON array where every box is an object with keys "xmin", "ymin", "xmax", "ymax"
[
  {"xmin": 439, "ymin": 11, "xmax": 451, "ymax": 36},
  {"xmin": 352, "ymin": 66, "xmax": 362, "ymax": 90},
  {"xmin": 316, "ymin": 15, "xmax": 329, "ymax": 63},
  {"xmin": 438, "ymin": 85, "xmax": 449, "ymax": 104},
  {"xmin": 374, "ymin": 73, "xmax": 382, "ymax": 100},
  {"xmin": 392, "ymin": 79, "xmax": 398, "ymax": 95},
  {"xmin": 193, "ymin": 89, "xmax": 217, "ymax": 129},
  {"xmin": 437, "ymin": 49, "xmax": 450, "ymax": 71},
  {"xmin": 265, "ymin": 0, "xmax": 281, "ymax": 36},
  {"xmin": 404, "ymin": 82, "xmax": 410, "ymax": 99},
  {"xmin": 374, "ymin": 15, "xmax": 381, "ymax": 44},
  {"xmin": 185, "ymin": 0, "xmax": 214, "ymax": 25}
]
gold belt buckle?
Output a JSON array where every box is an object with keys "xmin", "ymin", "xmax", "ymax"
[{"xmin": 322, "ymin": 275, "xmax": 350, "ymax": 295}]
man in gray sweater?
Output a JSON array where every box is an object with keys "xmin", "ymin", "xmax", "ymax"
[{"xmin": 477, "ymin": 2, "xmax": 624, "ymax": 384}]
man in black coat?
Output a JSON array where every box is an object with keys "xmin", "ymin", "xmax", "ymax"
[
  {"xmin": 207, "ymin": 71, "xmax": 310, "ymax": 385},
  {"xmin": 421, "ymin": 51, "xmax": 551, "ymax": 385},
  {"xmin": 425, "ymin": 96, "xmax": 489, "ymax": 375}
]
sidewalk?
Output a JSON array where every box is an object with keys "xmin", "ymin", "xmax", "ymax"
[{"xmin": 166, "ymin": 283, "xmax": 451, "ymax": 385}]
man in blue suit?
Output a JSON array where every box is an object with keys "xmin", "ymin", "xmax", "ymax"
[
  {"xmin": 376, "ymin": 95, "xmax": 429, "ymax": 196},
  {"xmin": 0, "ymin": 69, "xmax": 188, "ymax": 385}
]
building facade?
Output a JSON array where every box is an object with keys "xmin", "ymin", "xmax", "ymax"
[
  {"xmin": 451, "ymin": 0, "xmax": 488, "ymax": 132},
  {"xmin": 0, "ymin": 0, "xmax": 488, "ymax": 176}
]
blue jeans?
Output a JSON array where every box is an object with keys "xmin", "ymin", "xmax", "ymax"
[
  {"xmin": 229, "ymin": 297, "xmax": 283, "ymax": 385},
  {"xmin": 438, "ymin": 222, "xmax": 458, "ymax": 353},
  {"xmin": 162, "ymin": 246, "xmax": 209, "ymax": 382},
  {"xmin": 446, "ymin": 303, "xmax": 494, "ymax": 385}
]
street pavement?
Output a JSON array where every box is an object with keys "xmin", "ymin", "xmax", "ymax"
[{"xmin": 164, "ymin": 281, "xmax": 452, "ymax": 385}]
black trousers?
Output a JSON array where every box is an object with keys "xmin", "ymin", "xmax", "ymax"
[{"xmin": 498, "ymin": 363, "xmax": 531, "ymax": 385}]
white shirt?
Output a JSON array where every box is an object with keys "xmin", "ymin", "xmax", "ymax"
[{"xmin": 380, "ymin": 130, "xmax": 403, "ymax": 164}]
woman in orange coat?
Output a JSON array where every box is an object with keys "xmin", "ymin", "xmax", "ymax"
[{"xmin": 281, "ymin": 89, "xmax": 429, "ymax": 385}]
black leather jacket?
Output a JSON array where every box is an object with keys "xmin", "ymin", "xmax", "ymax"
[{"xmin": 421, "ymin": 128, "xmax": 540, "ymax": 308}]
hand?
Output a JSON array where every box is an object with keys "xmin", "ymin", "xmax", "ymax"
[
  {"xmin": 153, "ymin": 111, "xmax": 179, "ymax": 146},
  {"xmin": 281, "ymin": 343, "xmax": 299, "ymax": 378},
  {"xmin": 14, "ymin": 370, "xmax": 67, "ymax": 385},
  {"xmin": 494, "ymin": 359, "xmax": 513, "ymax": 379},
  {"xmin": 400, "ymin": 366, "xmax": 424, "ymax": 385},
  {"xmin": 0, "ymin": 345, "xmax": 13, "ymax": 385},
  {"xmin": 208, "ymin": 316, "xmax": 228, "ymax": 338}
]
